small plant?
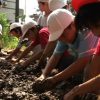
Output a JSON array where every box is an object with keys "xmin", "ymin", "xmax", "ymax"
[{"xmin": 0, "ymin": 13, "xmax": 18, "ymax": 50}]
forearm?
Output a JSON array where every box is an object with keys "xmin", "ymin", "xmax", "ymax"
[
  {"xmin": 39, "ymin": 41, "xmax": 56, "ymax": 65},
  {"xmin": 43, "ymin": 55, "xmax": 61, "ymax": 78},
  {"xmin": 43, "ymin": 41, "xmax": 56, "ymax": 56},
  {"xmin": 73, "ymin": 74, "xmax": 100, "ymax": 96},
  {"xmin": 53, "ymin": 56, "xmax": 90, "ymax": 83},
  {"xmin": 33, "ymin": 50, "xmax": 43, "ymax": 61},
  {"xmin": 43, "ymin": 64, "xmax": 55, "ymax": 78},
  {"xmin": 23, "ymin": 50, "xmax": 43, "ymax": 67},
  {"xmin": 39, "ymin": 52, "xmax": 52, "ymax": 63},
  {"xmin": 17, "ymin": 50, "xmax": 30, "ymax": 61},
  {"xmin": 17, "ymin": 45, "xmax": 33, "ymax": 62},
  {"xmin": 7, "ymin": 47, "xmax": 20, "ymax": 59}
]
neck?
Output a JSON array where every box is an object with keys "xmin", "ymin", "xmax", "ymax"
[{"xmin": 45, "ymin": 10, "xmax": 51, "ymax": 16}]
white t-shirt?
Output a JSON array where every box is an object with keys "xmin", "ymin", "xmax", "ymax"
[{"xmin": 37, "ymin": 12, "xmax": 48, "ymax": 27}]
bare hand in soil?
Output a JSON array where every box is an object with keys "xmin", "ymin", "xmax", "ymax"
[
  {"xmin": 37, "ymin": 74, "xmax": 45, "ymax": 81},
  {"xmin": 32, "ymin": 77, "xmax": 57, "ymax": 93}
]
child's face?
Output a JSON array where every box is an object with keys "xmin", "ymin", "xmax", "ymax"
[
  {"xmin": 25, "ymin": 29, "xmax": 37, "ymax": 41},
  {"xmin": 10, "ymin": 31, "xmax": 21, "ymax": 38},
  {"xmin": 38, "ymin": 2, "xmax": 48, "ymax": 12},
  {"xmin": 59, "ymin": 22, "xmax": 77, "ymax": 43}
]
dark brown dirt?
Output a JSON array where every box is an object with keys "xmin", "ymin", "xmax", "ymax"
[{"xmin": 0, "ymin": 54, "xmax": 99, "ymax": 100}]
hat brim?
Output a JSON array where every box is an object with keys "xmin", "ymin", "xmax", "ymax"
[{"xmin": 49, "ymin": 29, "xmax": 64, "ymax": 41}]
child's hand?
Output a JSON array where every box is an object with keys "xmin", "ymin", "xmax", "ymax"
[
  {"xmin": 43, "ymin": 76, "xmax": 57, "ymax": 90},
  {"xmin": 12, "ymin": 58, "xmax": 17, "ymax": 62},
  {"xmin": 37, "ymin": 74, "xmax": 45, "ymax": 81},
  {"xmin": 0, "ymin": 57, "xmax": 5, "ymax": 60},
  {"xmin": 32, "ymin": 76, "xmax": 57, "ymax": 93},
  {"xmin": 20, "ymin": 61, "xmax": 28, "ymax": 67}
]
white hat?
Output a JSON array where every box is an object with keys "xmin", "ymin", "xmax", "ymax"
[
  {"xmin": 38, "ymin": 0, "xmax": 49, "ymax": 2},
  {"xmin": 47, "ymin": 9, "xmax": 74, "ymax": 41},
  {"xmin": 22, "ymin": 20, "xmax": 37, "ymax": 36},
  {"xmin": 10, "ymin": 23, "xmax": 22, "ymax": 31},
  {"xmin": 49, "ymin": 0, "xmax": 67, "ymax": 11},
  {"xmin": 0, "ymin": 24, "xmax": 2, "ymax": 35}
]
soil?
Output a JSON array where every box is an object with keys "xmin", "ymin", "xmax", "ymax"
[{"xmin": 0, "ymin": 53, "xmax": 99, "ymax": 100}]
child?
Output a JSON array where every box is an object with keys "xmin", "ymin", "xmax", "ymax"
[
  {"xmin": 64, "ymin": 0, "xmax": 100, "ymax": 99},
  {"xmin": 37, "ymin": 0, "xmax": 51, "ymax": 27},
  {"xmin": 33, "ymin": 9, "xmax": 98, "ymax": 94},
  {"xmin": 38, "ymin": 0, "xmax": 97, "ymax": 67},
  {"xmin": 36, "ymin": 0, "xmax": 68, "ymax": 67},
  {"xmin": 9, "ymin": 23, "xmax": 22, "ymax": 38},
  {"xmin": 16, "ymin": 21, "xmax": 50, "ymax": 67},
  {"xmin": 6, "ymin": 23, "xmax": 24, "ymax": 60},
  {"xmin": 38, "ymin": 0, "xmax": 68, "ymax": 66},
  {"xmin": 6, "ymin": 22, "xmax": 35, "ymax": 61},
  {"xmin": 36, "ymin": 9, "xmax": 79, "ymax": 81},
  {"xmin": 20, "ymin": 0, "xmax": 53, "ymax": 67}
]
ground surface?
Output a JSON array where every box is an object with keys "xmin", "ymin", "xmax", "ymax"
[{"xmin": 0, "ymin": 53, "xmax": 99, "ymax": 100}]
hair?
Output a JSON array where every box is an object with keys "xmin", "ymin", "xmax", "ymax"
[
  {"xmin": 38, "ymin": 2, "xmax": 46, "ymax": 5},
  {"xmin": 10, "ymin": 27, "xmax": 22, "ymax": 35},
  {"xmin": 28, "ymin": 25, "xmax": 42, "ymax": 33},
  {"xmin": 62, "ymin": 5, "xmax": 67, "ymax": 9},
  {"xmin": 36, "ymin": 25, "xmax": 42, "ymax": 31},
  {"xmin": 23, "ymin": 27, "xmax": 35, "ymax": 38},
  {"xmin": 75, "ymin": 2, "xmax": 100, "ymax": 31}
]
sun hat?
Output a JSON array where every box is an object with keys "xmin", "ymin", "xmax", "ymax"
[
  {"xmin": 10, "ymin": 23, "xmax": 22, "ymax": 31},
  {"xmin": 49, "ymin": 0, "xmax": 67, "ymax": 11},
  {"xmin": 38, "ymin": 0, "xmax": 49, "ymax": 3},
  {"xmin": 47, "ymin": 9, "xmax": 74, "ymax": 41},
  {"xmin": 0, "ymin": 24, "xmax": 2, "ymax": 35},
  {"xmin": 72, "ymin": 0, "xmax": 100, "ymax": 12},
  {"xmin": 22, "ymin": 20, "xmax": 37, "ymax": 36}
]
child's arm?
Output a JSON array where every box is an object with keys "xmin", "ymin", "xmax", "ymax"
[
  {"xmin": 64, "ymin": 74, "xmax": 100, "ymax": 100},
  {"xmin": 16, "ymin": 42, "xmax": 35, "ymax": 62},
  {"xmin": 21, "ymin": 50, "xmax": 43, "ymax": 67},
  {"xmin": 6, "ymin": 47, "xmax": 21, "ymax": 60}
]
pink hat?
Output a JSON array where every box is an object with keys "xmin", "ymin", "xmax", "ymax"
[
  {"xmin": 22, "ymin": 20, "xmax": 37, "ymax": 36},
  {"xmin": 72, "ymin": 0, "xmax": 100, "ymax": 12},
  {"xmin": 49, "ymin": 0, "xmax": 67, "ymax": 11},
  {"xmin": 47, "ymin": 9, "xmax": 74, "ymax": 41},
  {"xmin": 38, "ymin": 0, "xmax": 49, "ymax": 2},
  {"xmin": 10, "ymin": 23, "xmax": 22, "ymax": 31}
]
